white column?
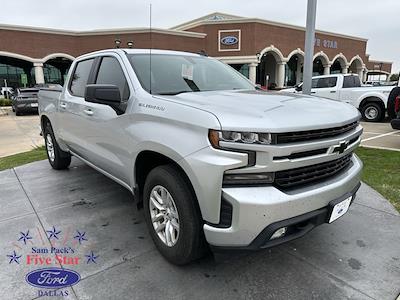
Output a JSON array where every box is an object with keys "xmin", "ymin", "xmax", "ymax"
[
  {"xmin": 34, "ymin": 63, "xmax": 45, "ymax": 84},
  {"xmin": 362, "ymin": 69, "xmax": 367, "ymax": 83},
  {"xmin": 323, "ymin": 64, "xmax": 331, "ymax": 75},
  {"xmin": 248, "ymin": 63, "xmax": 258, "ymax": 84},
  {"xmin": 277, "ymin": 62, "xmax": 286, "ymax": 88},
  {"xmin": 341, "ymin": 67, "xmax": 348, "ymax": 74},
  {"xmin": 296, "ymin": 59, "xmax": 302, "ymax": 84},
  {"xmin": 357, "ymin": 67, "xmax": 364, "ymax": 81}
]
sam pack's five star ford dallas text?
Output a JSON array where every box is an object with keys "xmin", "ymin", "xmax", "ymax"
[{"xmin": 39, "ymin": 49, "xmax": 363, "ymax": 265}]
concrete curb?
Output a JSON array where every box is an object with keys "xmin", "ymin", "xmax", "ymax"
[{"xmin": 0, "ymin": 106, "xmax": 11, "ymax": 116}]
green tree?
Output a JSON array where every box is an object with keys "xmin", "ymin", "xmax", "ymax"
[{"xmin": 389, "ymin": 73, "xmax": 399, "ymax": 81}]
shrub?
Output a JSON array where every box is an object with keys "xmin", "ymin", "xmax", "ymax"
[{"xmin": 0, "ymin": 98, "xmax": 12, "ymax": 106}]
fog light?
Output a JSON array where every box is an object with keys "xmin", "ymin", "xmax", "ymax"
[{"xmin": 270, "ymin": 227, "xmax": 287, "ymax": 240}]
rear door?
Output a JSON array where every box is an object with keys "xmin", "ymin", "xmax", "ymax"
[
  {"xmin": 311, "ymin": 76, "xmax": 339, "ymax": 100},
  {"xmin": 59, "ymin": 57, "xmax": 96, "ymax": 156},
  {"xmin": 77, "ymin": 54, "xmax": 134, "ymax": 184},
  {"xmin": 338, "ymin": 75, "xmax": 362, "ymax": 105}
]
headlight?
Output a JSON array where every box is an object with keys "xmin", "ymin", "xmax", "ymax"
[
  {"xmin": 223, "ymin": 172, "xmax": 275, "ymax": 186},
  {"xmin": 209, "ymin": 130, "xmax": 272, "ymax": 148}
]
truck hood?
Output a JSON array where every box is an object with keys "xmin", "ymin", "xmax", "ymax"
[{"xmin": 156, "ymin": 90, "xmax": 360, "ymax": 132}]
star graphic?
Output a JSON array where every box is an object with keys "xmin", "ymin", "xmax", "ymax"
[
  {"xmin": 46, "ymin": 226, "xmax": 61, "ymax": 240},
  {"xmin": 73, "ymin": 230, "xmax": 88, "ymax": 244},
  {"xmin": 7, "ymin": 250, "xmax": 22, "ymax": 264},
  {"xmin": 85, "ymin": 251, "xmax": 98, "ymax": 264},
  {"xmin": 18, "ymin": 230, "xmax": 32, "ymax": 245}
]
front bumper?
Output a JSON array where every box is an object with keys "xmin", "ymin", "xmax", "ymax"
[{"xmin": 203, "ymin": 154, "xmax": 363, "ymax": 248}]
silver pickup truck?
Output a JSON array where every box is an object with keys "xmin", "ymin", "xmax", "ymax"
[{"xmin": 39, "ymin": 49, "xmax": 363, "ymax": 265}]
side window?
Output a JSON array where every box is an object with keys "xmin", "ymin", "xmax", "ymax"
[
  {"xmin": 96, "ymin": 57, "xmax": 130, "ymax": 100},
  {"xmin": 328, "ymin": 77, "xmax": 337, "ymax": 87},
  {"xmin": 343, "ymin": 76, "xmax": 360, "ymax": 88},
  {"xmin": 70, "ymin": 59, "xmax": 94, "ymax": 97},
  {"xmin": 312, "ymin": 78, "xmax": 318, "ymax": 88},
  {"xmin": 313, "ymin": 77, "xmax": 337, "ymax": 89}
]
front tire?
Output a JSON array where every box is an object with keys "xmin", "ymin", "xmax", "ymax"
[
  {"xmin": 143, "ymin": 165, "xmax": 207, "ymax": 265},
  {"xmin": 361, "ymin": 102, "xmax": 383, "ymax": 122},
  {"xmin": 43, "ymin": 122, "xmax": 71, "ymax": 170}
]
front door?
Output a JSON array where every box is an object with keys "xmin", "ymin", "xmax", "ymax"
[{"xmin": 77, "ymin": 54, "xmax": 134, "ymax": 184}]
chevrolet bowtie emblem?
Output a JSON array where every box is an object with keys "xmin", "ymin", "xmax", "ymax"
[{"xmin": 333, "ymin": 141, "xmax": 349, "ymax": 154}]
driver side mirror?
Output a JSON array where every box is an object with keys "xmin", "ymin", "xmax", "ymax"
[{"xmin": 84, "ymin": 84, "xmax": 121, "ymax": 107}]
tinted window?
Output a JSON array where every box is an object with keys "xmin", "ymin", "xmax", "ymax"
[
  {"xmin": 312, "ymin": 77, "xmax": 337, "ymax": 89},
  {"xmin": 70, "ymin": 59, "xmax": 94, "ymax": 97},
  {"xmin": 343, "ymin": 75, "xmax": 361, "ymax": 88},
  {"xmin": 96, "ymin": 57, "xmax": 130, "ymax": 100}
]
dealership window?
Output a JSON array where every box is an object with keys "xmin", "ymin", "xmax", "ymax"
[
  {"xmin": 229, "ymin": 64, "xmax": 249, "ymax": 79},
  {"xmin": 95, "ymin": 57, "xmax": 130, "ymax": 100},
  {"xmin": 43, "ymin": 64, "xmax": 63, "ymax": 85},
  {"xmin": 69, "ymin": 58, "xmax": 94, "ymax": 97}
]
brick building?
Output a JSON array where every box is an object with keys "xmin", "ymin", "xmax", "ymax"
[{"xmin": 0, "ymin": 12, "xmax": 392, "ymax": 89}]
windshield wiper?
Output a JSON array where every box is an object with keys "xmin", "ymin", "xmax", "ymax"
[{"xmin": 156, "ymin": 91, "xmax": 192, "ymax": 95}]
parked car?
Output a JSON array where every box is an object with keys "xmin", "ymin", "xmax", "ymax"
[
  {"xmin": 390, "ymin": 94, "xmax": 400, "ymax": 130},
  {"xmin": 284, "ymin": 74, "xmax": 392, "ymax": 122},
  {"xmin": 39, "ymin": 49, "xmax": 363, "ymax": 265},
  {"xmin": 12, "ymin": 88, "xmax": 39, "ymax": 115},
  {"xmin": 387, "ymin": 79, "xmax": 400, "ymax": 120}
]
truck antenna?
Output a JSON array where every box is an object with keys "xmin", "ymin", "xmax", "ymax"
[{"xmin": 149, "ymin": 3, "xmax": 152, "ymax": 94}]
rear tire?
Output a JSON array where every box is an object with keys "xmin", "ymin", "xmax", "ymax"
[
  {"xmin": 361, "ymin": 102, "xmax": 383, "ymax": 122},
  {"xmin": 43, "ymin": 122, "xmax": 71, "ymax": 170},
  {"xmin": 143, "ymin": 165, "xmax": 208, "ymax": 265}
]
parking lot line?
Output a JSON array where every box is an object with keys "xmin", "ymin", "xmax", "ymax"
[
  {"xmin": 361, "ymin": 131, "xmax": 399, "ymax": 142},
  {"xmin": 359, "ymin": 145, "xmax": 400, "ymax": 152}
]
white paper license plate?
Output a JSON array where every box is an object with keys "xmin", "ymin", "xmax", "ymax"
[
  {"xmin": 329, "ymin": 196, "xmax": 352, "ymax": 223},
  {"xmin": 31, "ymin": 103, "xmax": 38, "ymax": 107}
]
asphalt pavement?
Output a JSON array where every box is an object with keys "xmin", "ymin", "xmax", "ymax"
[{"xmin": 1, "ymin": 158, "xmax": 399, "ymax": 300}]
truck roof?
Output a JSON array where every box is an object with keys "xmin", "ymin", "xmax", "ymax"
[
  {"xmin": 312, "ymin": 73, "xmax": 359, "ymax": 79},
  {"xmin": 76, "ymin": 48, "xmax": 203, "ymax": 61}
]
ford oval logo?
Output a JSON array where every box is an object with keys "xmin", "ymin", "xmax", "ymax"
[
  {"xmin": 25, "ymin": 268, "xmax": 80, "ymax": 289},
  {"xmin": 220, "ymin": 36, "xmax": 238, "ymax": 45}
]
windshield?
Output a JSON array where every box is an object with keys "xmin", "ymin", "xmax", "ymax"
[{"xmin": 128, "ymin": 54, "xmax": 254, "ymax": 95}]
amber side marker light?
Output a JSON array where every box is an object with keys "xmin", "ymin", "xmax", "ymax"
[{"xmin": 208, "ymin": 130, "xmax": 220, "ymax": 148}]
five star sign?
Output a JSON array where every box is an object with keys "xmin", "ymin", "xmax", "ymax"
[
  {"xmin": 73, "ymin": 230, "xmax": 88, "ymax": 244},
  {"xmin": 46, "ymin": 226, "xmax": 61, "ymax": 240},
  {"xmin": 18, "ymin": 230, "xmax": 32, "ymax": 245},
  {"xmin": 7, "ymin": 250, "xmax": 22, "ymax": 264},
  {"xmin": 85, "ymin": 251, "xmax": 98, "ymax": 264}
]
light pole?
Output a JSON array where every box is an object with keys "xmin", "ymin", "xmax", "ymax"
[{"xmin": 302, "ymin": 0, "xmax": 317, "ymax": 95}]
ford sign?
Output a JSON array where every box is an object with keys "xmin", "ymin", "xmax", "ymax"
[
  {"xmin": 26, "ymin": 268, "xmax": 80, "ymax": 289},
  {"xmin": 220, "ymin": 36, "xmax": 238, "ymax": 46}
]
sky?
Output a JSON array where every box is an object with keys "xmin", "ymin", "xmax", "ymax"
[{"xmin": 2, "ymin": 0, "xmax": 399, "ymax": 73}]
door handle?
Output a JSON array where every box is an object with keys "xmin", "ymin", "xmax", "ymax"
[
  {"xmin": 330, "ymin": 91, "xmax": 337, "ymax": 93},
  {"xmin": 311, "ymin": 92, "xmax": 316, "ymax": 94},
  {"xmin": 60, "ymin": 103, "xmax": 67, "ymax": 109},
  {"xmin": 83, "ymin": 109, "xmax": 93, "ymax": 116}
]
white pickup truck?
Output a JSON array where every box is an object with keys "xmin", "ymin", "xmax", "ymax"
[{"xmin": 285, "ymin": 74, "xmax": 392, "ymax": 122}]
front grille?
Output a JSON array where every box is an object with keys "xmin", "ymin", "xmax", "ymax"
[
  {"xmin": 274, "ymin": 121, "xmax": 358, "ymax": 144},
  {"xmin": 275, "ymin": 153, "xmax": 353, "ymax": 189}
]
